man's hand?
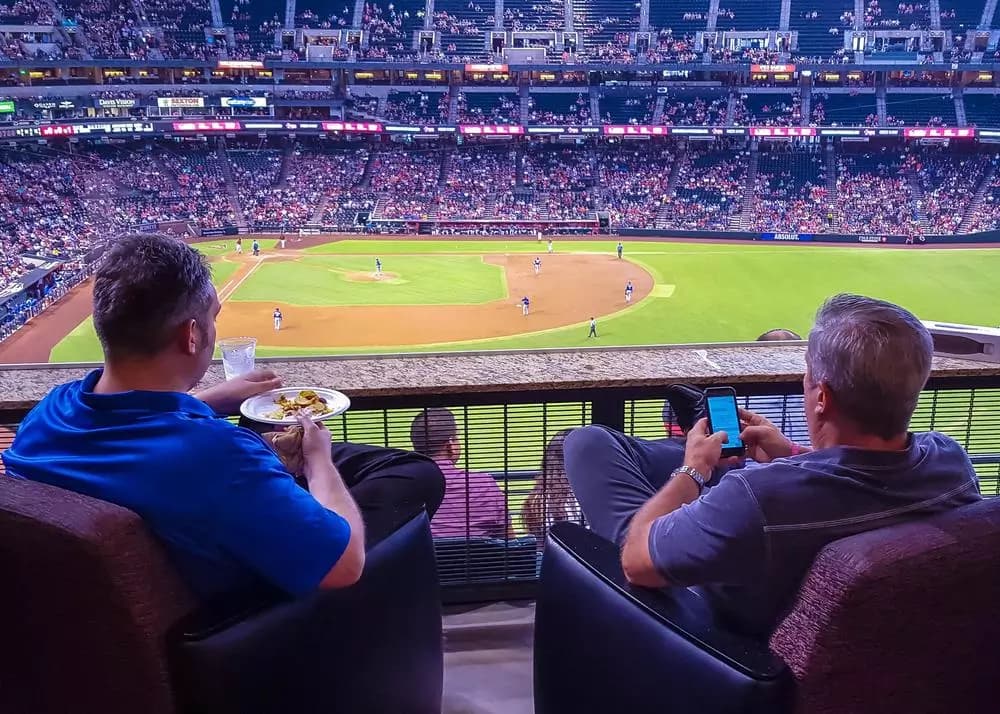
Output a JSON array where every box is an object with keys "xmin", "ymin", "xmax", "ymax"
[
  {"xmin": 738, "ymin": 407, "xmax": 799, "ymax": 463},
  {"xmin": 682, "ymin": 418, "xmax": 729, "ymax": 477},
  {"xmin": 194, "ymin": 369, "xmax": 282, "ymax": 415},
  {"xmin": 296, "ymin": 413, "xmax": 335, "ymax": 479}
]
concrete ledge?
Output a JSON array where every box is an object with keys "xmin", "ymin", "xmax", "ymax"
[{"xmin": 0, "ymin": 342, "xmax": 997, "ymax": 411}]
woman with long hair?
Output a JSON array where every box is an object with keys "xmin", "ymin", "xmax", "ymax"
[{"xmin": 521, "ymin": 429, "xmax": 582, "ymax": 544}]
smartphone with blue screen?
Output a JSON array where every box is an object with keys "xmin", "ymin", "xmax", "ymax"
[{"xmin": 705, "ymin": 387, "xmax": 745, "ymax": 457}]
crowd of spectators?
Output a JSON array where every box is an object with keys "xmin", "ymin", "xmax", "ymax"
[
  {"xmin": 836, "ymin": 152, "xmax": 922, "ymax": 234},
  {"xmin": 384, "ymin": 90, "xmax": 450, "ymax": 124},
  {"xmin": 661, "ymin": 95, "xmax": 729, "ymax": 126},
  {"xmin": 0, "ymin": 0, "xmax": 53, "ymax": 23},
  {"xmin": 917, "ymin": 152, "xmax": 994, "ymax": 234},
  {"xmin": 746, "ymin": 149, "xmax": 828, "ymax": 233},
  {"xmin": 664, "ymin": 146, "xmax": 747, "ymax": 230},
  {"xmin": 528, "ymin": 94, "xmax": 591, "ymax": 125},
  {"xmin": 6, "ymin": 142, "xmax": 1000, "ymax": 299},
  {"xmin": 599, "ymin": 147, "xmax": 675, "ymax": 228}
]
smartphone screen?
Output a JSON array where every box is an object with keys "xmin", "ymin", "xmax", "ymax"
[{"xmin": 706, "ymin": 390, "xmax": 744, "ymax": 452}]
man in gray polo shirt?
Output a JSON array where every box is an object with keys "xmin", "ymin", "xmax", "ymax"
[{"xmin": 564, "ymin": 294, "xmax": 981, "ymax": 636}]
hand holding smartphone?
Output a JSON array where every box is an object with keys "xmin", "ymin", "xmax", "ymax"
[{"xmin": 705, "ymin": 387, "xmax": 746, "ymax": 458}]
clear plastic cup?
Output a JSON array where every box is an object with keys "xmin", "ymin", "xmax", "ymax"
[{"xmin": 218, "ymin": 337, "xmax": 257, "ymax": 380}]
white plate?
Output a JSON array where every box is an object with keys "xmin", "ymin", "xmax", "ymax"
[{"xmin": 240, "ymin": 387, "xmax": 351, "ymax": 425}]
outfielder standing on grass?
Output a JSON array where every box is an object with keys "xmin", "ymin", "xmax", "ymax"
[
  {"xmin": 588, "ymin": 317, "xmax": 598, "ymax": 338},
  {"xmin": 616, "ymin": 241, "xmax": 623, "ymax": 260},
  {"xmin": 375, "ymin": 257, "xmax": 382, "ymax": 278},
  {"xmin": 547, "ymin": 239, "xmax": 553, "ymax": 254}
]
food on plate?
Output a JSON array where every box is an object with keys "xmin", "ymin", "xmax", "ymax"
[{"xmin": 265, "ymin": 390, "xmax": 332, "ymax": 421}]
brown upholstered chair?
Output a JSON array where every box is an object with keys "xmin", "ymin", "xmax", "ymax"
[
  {"xmin": 534, "ymin": 497, "xmax": 1000, "ymax": 714},
  {"xmin": 0, "ymin": 476, "xmax": 443, "ymax": 714}
]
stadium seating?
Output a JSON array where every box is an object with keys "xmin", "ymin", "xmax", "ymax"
[
  {"xmin": 939, "ymin": 0, "xmax": 983, "ymax": 34},
  {"xmin": 789, "ymin": 0, "xmax": 852, "ymax": 60},
  {"xmin": 837, "ymin": 152, "xmax": 921, "ymax": 234},
  {"xmin": 600, "ymin": 95, "xmax": 654, "ymax": 124},
  {"xmin": 599, "ymin": 145, "xmax": 676, "ymax": 228},
  {"xmin": 572, "ymin": 0, "xmax": 637, "ymax": 55},
  {"xmin": 884, "ymin": 92, "xmax": 957, "ymax": 126},
  {"xmin": 660, "ymin": 92, "xmax": 729, "ymax": 125},
  {"xmin": 810, "ymin": 91, "xmax": 879, "ymax": 125},
  {"xmin": 504, "ymin": 0, "xmax": 563, "ymax": 31},
  {"xmin": 666, "ymin": 145, "xmax": 747, "ymax": 230},
  {"xmin": 434, "ymin": 0, "xmax": 490, "ymax": 56},
  {"xmin": 963, "ymin": 92, "xmax": 1000, "ymax": 125},
  {"xmin": 528, "ymin": 93, "xmax": 592, "ymax": 125},
  {"xmin": 918, "ymin": 152, "xmax": 992, "ymax": 233},
  {"xmin": 748, "ymin": 149, "xmax": 827, "ymax": 232},
  {"xmin": 649, "ymin": 0, "xmax": 709, "ymax": 37},
  {"xmin": 864, "ymin": 0, "xmax": 932, "ymax": 29},
  {"xmin": 361, "ymin": 0, "xmax": 424, "ymax": 56},
  {"xmin": 718, "ymin": 0, "xmax": 782, "ymax": 31},
  {"xmin": 384, "ymin": 89, "xmax": 450, "ymax": 124},
  {"xmin": 457, "ymin": 92, "xmax": 520, "ymax": 124},
  {"xmin": 735, "ymin": 92, "xmax": 801, "ymax": 126}
]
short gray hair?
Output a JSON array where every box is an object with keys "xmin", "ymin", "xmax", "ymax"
[{"xmin": 805, "ymin": 294, "xmax": 932, "ymax": 439}]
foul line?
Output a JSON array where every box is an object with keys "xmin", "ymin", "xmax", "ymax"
[{"xmin": 218, "ymin": 257, "xmax": 265, "ymax": 303}]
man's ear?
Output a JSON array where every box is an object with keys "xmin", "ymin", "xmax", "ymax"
[
  {"xmin": 815, "ymin": 381, "xmax": 832, "ymax": 419},
  {"xmin": 178, "ymin": 318, "xmax": 199, "ymax": 356}
]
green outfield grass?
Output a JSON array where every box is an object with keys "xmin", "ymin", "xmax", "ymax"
[
  {"xmin": 227, "ymin": 254, "xmax": 506, "ymax": 306},
  {"xmin": 48, "ymin": 238, "xmax": 1000, "ymax": 362}
]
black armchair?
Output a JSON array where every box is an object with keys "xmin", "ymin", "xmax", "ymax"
[
  {"xmin": 533, "ymin": 522, "xmax": 790, "ymax": 714},
  {"xmin": 0, "ymin": 476, "xmax": 443, "ymax": 714}
]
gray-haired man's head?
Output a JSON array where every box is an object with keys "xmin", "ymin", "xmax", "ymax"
[{"xmin": 804, "ymin": 294, "xmax": 932, "ymax": 440}]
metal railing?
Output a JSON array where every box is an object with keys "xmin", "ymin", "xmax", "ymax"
[{"xmin": 2, "ymin": 374, "xmax": 998, "ymax": 603}]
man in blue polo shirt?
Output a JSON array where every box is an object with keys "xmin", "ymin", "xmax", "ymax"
[
  {"xmin": 566, "ymin": 294, "xmax": 981, "ymax": 636},
  {"xmin": 2, "ymin": 234, "xmax": 444, "ymax": 600}
]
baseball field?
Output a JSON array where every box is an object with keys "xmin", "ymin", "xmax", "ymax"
[
  {"xmin": 1, "ymin": 235, "xmax": 998, "ymax": 513},
  {"xmin": 3, "ymin": 235, "xmax": 1000, "ymax": 364}
]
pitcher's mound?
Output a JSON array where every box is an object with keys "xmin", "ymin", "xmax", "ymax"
[{"xmin": 344, "ymin": 271, "xmax": 400, "ymax": 283}]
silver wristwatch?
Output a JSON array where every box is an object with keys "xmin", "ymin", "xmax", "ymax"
[{"xmin": 671, "ymin": 465, "xmax": 708, "ymax": 493}]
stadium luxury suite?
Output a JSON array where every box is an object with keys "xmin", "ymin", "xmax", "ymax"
[{"xmin": 2, "ymin": 0, "xmax": 1000, "ymax": 711}]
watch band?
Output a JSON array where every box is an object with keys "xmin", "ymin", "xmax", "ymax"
[{"xmin": 672, "ymin": 465, "xmax": 708, "ymax": 493}]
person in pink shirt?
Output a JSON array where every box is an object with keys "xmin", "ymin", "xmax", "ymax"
[{"xmin": 409, "ymin": 408, "xmax": 507, "ymax": 539}]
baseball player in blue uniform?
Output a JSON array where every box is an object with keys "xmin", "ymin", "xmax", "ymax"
[
  {"xmin": 273, "ymin": 307, "xmax": 282, "ymax": 331},
  {"xmin": 625, "ymin": 280, "xmax": 634, "ymax": 304},
  {"xmin": 521, "ymin": 296, "xmax": 530, "ymax": 316},
  {"xmin": 533, "ymin": 256, "xmax": 541, "ymax": 276}
]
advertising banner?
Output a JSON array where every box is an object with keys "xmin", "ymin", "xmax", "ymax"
[
  {"xmin": 221, "ymin": 96, "xmax": 268, "ymax": 108},
  {"xmin": 157, "ymin": 97, "xmax": 206, "ymax": 109},
  {"xmin": 98, "ymin": 98, "xmax": 137, "ymax": 108}
]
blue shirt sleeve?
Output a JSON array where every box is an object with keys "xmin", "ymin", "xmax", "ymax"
[
  {"xmin": 647, "ymin": 473, "xmax": 767, "ymax": 586},
  {"xmin": 211, "ymin": 427, "xmax": 352, "ymax": 596}
]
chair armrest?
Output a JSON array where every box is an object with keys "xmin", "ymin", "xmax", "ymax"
[
  {"xmin": 534, "ymin": 522, "xmax": 790, "ymax": 714},
  {"xmin": 169, "ymin": 511, "xmax": 442, "ymax": 714}
]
